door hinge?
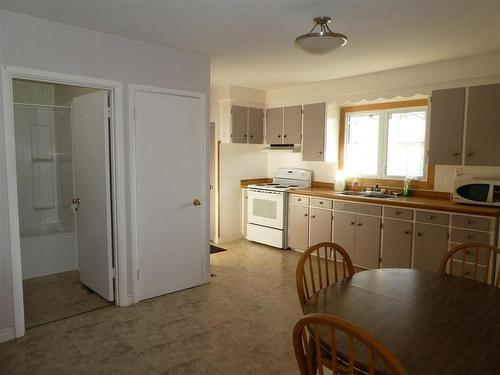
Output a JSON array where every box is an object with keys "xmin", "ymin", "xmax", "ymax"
[
  {"xmin": 136, "ymin": 270, "xmax": 140, "ymax": 280},
  {"xmin": 106, "ymin": 107, "xmax": 112, "ymax": 118},
  {"xmin": 380, "ymin": 223, "xmax": 383, "ymax": 229},
  {"xmin": 112, "ymin": 268, "xmax": 116, "ymax": 278},
  {"xmin": 133, "ymin": 108, "xmax": 136, "ymax": 121}
]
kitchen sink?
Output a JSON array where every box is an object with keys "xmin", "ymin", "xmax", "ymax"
[{"xmin": 336, "ymin": 191, "xmax": 396, "ymax": 199}]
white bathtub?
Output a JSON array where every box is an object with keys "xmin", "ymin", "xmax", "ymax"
[{"xmin": 20, "ymin": 223, "xmax": 77, "ymax": 280}]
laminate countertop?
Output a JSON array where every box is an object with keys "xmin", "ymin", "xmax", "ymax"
[{"xmin": 290, "ymin": 187, "xmax": 500, "ymax": 217}]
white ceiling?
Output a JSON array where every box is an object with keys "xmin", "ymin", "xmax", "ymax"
[{"xmin": 1, "ymin": 0, "xmax": 500, "ymax": 90}]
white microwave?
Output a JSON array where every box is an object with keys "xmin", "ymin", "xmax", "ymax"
[{"xmin": 453, "ymin": 178, "xmax": 500, "ymax": 206}]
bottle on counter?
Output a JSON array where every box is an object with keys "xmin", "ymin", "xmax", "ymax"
[{"xmin": 403, "ymin": 176, "xmax": 411, "ymax": 196}]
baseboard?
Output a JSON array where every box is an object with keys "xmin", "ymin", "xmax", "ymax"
[
  {"xmin": 0, "ymin": 326, "xmax": 15, "ymax": 343},
  {"xmin": 216, "ymin": 234, "xmax": 244, "ymax": 244}
]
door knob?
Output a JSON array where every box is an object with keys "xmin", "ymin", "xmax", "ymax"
[
  {"xmin": 193, "ymin": 199, "xmax": 202, "ymax": 206},
  {"xmin": 72, "ymin": 197, "xmax": 80, "ymax": 205}
]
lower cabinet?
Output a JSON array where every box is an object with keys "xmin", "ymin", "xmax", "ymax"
[
  {"xmin": 355, "ymin": 215, "xmax": 381, "ymax": 269},
  {"xmin": 413, "ymin": 223, "xmax": 449, "ymax": 272},
  {"xmin": 381, "ymin": 219, "xmax": 413, "ymax": 268},
  {"xmin": 288, "ymin": 204, "xmax": 309, "ymax": 251},
  {"xmin": 309, "ymin": 208, "xmax": 332, "ymax": 246},
  {"xmin": 333, "ymin": 211, "xmax": 380, "ymax": 269},
  {"xmin": 332, "ymin": 211, "xmax": 356, "ymax": 261}
]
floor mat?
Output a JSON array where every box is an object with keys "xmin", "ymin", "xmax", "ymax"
[{"xmin": 210, "ymin": 244, "xmax": 227, "ymax": 254}]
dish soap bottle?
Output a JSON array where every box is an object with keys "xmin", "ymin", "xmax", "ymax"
[{"xmin": 403, "ymin": 176, "xmax": 411, "ymax": 196}]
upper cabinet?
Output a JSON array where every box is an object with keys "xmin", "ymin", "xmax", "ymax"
[
  {"xmin": 302, "ymin": 103, "xmax": 326, "ymax": 161},
  {"xmin": 465, "ymin": 84, "xmax": 500, "ymax": 166},
  {"xmin": 229, "ymin": 105, "xmax": 264, "ymax": 144},
  {"xmin": 265, "ymin": 105, "xmax": 302, "ymax": 144},
  {"xmin": 428, "ymin": 83, "xmax": 500, "ymax": 166},
  {"xmin": 283, "ymin": 105, "xmax": 302, "ymax": 144},
  {"xmin": 265, "ymin": 107, "xmax": 283, "ymax": 144},
  {"xmin": 428, "ymin": 88, "xmax": 465, "ymax": 165}
]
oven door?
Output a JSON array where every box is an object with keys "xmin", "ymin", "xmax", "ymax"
[{"xmin": 247, "ymin": 189, "xmax": 285, "ymax": 229}]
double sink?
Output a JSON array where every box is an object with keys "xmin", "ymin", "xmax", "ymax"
[{"xmin": 336, "ymin": 191, "xmax": 397, "ymax": 199}]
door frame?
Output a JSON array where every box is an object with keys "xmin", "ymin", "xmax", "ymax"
[
  {"xmin": 1, "ymin": 65, "xmax": 127, "ymax": 338},
  {"xmin": 128, "ymin": 83, "xmax": 210, "ymax": 303}
]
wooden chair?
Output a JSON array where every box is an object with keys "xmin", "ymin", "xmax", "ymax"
[
  {"xmin": 439, "ymin": 243, "xmax": 500, "ymax": 286},
  {"xmin": 293, "ymin": 313, "xmax": 408, "ymax": 375},
  {"xmin": 296, "ymin": 242, "xmax": 355, "ymax": 310}
]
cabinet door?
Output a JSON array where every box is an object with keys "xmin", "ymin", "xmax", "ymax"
[
  {"xmin": 248, "ymin": 107, "xmax": 264, "ymax": 144},
  {"xmin": 355, "ymin": 215, "xmax": 381, "ymax": 269},
  {"xmin": 382, "ymin": 219, "xmax": 412, "ymax": 268},
  {"xmin": 428, "ymin": 88, "xmax": 465, "ymax": 165},
  {"xmin": 309, "ymin": 208, "xmax": 332, "ymax": 247},
  {"xmin": 413, "ymin": 223, "xmax": 448, "ymax": 272},
  {"xmin": 283, "ymin": 105, "xmax": 302, "ymax": 144},
  {"xmin": 465, "ymin": 84, "xmax": 500, "ymax": 166},
  {"xmin": 231, "ymin": 105, "xmax": 248, "ymax": 144},
  {"xmin": 302, "ymin": 103, "xmax": 325, "ymax": 161},
  {"xmin": 333, "ymin": 211, "xmax": 356, "ymax": 261},
  {"xmin": 288, "ymin": 204, "xmax": 309, "ymax": 251},
  {"xmin": 265, "ymin": 107, "xmax": 283, "ymax": 144}
]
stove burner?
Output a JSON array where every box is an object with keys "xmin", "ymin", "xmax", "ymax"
[{"xmin": 289, "ymin": 184, "xmax": 299, "ymax": 187}]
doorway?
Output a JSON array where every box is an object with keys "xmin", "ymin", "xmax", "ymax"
[{"xmin": 12, "ymin": 79, "xmax": 115, "ymax": 328}]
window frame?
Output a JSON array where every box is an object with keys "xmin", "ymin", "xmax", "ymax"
[{"xmin": 339, "ymin": 99, "xmax": 434, "ymax": 190}]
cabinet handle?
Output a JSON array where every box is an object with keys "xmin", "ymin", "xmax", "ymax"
[
  {"xmin": 453, "ymin": 152, "xmax": 461, "ymax": 157},
  {"xmin": 395, "ymin": 211, "xmax": 402, "ymax": 215},
  {"xmin": 357, "ymin": 223, "xmax": 363, "ymax": 227},
  {"xmin": 278, "ymin": 134, "xmax": 281, "ymax": 138},
  {"xmin": 319, "ymin": 201, "xmax": 323, "ymax": 204},
  {"xmin": 349, "ymin": 221, "xmax": 355, "ymax": 225},
  {"xmin": 297, "ymin": 198, "xmax": 301, "ymax": 202},
  {"xmin": 250, "ymin": 134, "xmax": 254, "ymax": 138},
  {"xmin": 244, "ymin": 134, "xmax": 247, "ymax": 137},
  {"xmin": 466, "ymin": 235, "xmax": 473, "ymax": 239},
  {"xmin": 311, "ymin": 215, "xmax": 316, "ymax": 219},
  {"xmin": 466, "ymin": 152, "xmax": 475, "ymax": 157},
  {"xmin": 284, "ymin": 134, "xmax": 287, "ymax": 138},
  {"xmin": 466, "ymin": 250, "xmax": 472, "ymax": 255},
  {"xmin": 404, "ymin": 230, "xmax": 411, "ymax": 235},
  {"xmin": 429, "ymin": 215, "xmax": 435, "ymax": 220},
  {"xmin": 416, "ymin": 232, "xmax": 423, "ymax": 236},
  {"xmin": 467, "ymin": 220, "xmax": 473, "ymax": 225},
  {"xmin": 304, "ymin": 213, "xmax": 308, "ymax": 217},
  {"xmin": 318, "ymin": 151, "xmax": 323, "ymax": 155}
]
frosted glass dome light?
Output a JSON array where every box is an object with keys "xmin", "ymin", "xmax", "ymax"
[{"xmin": 295, "ymin": 16, "xmax": 347, "ymax": 54}]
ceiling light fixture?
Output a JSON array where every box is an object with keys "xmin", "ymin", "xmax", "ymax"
[{"xmin": 295, "ymin": 16, "xmax": 347, "ymax": 54}]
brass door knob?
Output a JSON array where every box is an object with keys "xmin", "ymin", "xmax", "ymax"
[
  {"xmin": 72, "ymin": 197, "xmax": 80, "ymax": 205},
  {"xmin": 193, "ymin": 199, "xmax": 202, "ymax": 206}
]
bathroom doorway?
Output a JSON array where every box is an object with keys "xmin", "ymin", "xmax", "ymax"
[{"xmin": 12, "ymin": 79, "xmax": 115, "ymax": 328}]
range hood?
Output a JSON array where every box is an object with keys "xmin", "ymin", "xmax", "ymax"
[{"xmin": 261, "ymin": 144, "xmax": 301, "ymax": 152}]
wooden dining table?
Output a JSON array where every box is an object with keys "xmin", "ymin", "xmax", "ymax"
[{"xmin": 303, "ymin": 269, "xmax": 500, "ymax": 375}]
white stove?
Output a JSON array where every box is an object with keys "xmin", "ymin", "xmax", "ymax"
[{"xmin": 247, "ymin": 168, "xmax": 312, "ymax": 249}]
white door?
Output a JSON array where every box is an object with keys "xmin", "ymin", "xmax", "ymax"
[
  {"xmin": 209, "ymin": 122, "xmax": 216, "ymax": 241},
  {"xmin": 134, "ymin": 89, "xmax": 206, "ymax": 301},
  {"xmin": 72, "ymin": 91, "xmax": 114, "ymax": 301}
]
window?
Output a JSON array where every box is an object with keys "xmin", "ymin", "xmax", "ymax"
[{"xmin": 343, "ymin": 104, "xmax": 428, "ymax": 180}]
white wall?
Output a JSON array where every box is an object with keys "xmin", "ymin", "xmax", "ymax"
[
  {"xmin": 0, "ymin": 10, "xmax": 210, "ymax": 334},
  {"xmin": 219, "ymin": 143, "xmax": 268, "ymax": 240},
  {"xmin": 265, "ymin": 53, "xmax": 500, "ymax": 189}
]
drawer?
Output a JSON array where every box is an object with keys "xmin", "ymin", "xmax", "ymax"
[
  {"xmin": 449, "ymin": 260, "xmax": 488, "ymax": 281},
  {"xmin": 311, "ymin": 198, "xmax": 333, "ymax": 209},
  {"xmin": 450, "ymin": 228, "xmax": 490, "ymax": 244},
  {"xmin": 383, "ymin": 207, "xmax": 413, "ymax": 221},
  {"xmin": 449, "ymin": 243, "xmax": 491, "ymax": 266},
  {"xmin": 334, "ymin": 201, "xmax": 382, "ymax": 216},
  {"xmin": 289, "ymin": 195, "xmax": 309, "ymax": 206},
  {"xmin": 451, "ymin": 215, "xmax": 492, "ymax": 232},
  {"xmin": 415, "ymin": 210, "xmax": 449, "ymax": 225}
]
